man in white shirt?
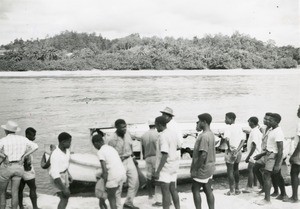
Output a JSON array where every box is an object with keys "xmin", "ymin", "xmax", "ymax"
[
  {"xmin": 243, "ymin": 117, "xmax": 262, "ymax": 193},
  {"xmin": 154, "ymin": 116, "xmax": 181, "ymax": 209},
  {"xmin": 49, "ymin": 132, "xmax": 72, "ymax": 209},
  {"xmin": 255, "ymin": 113, "xmax": 288, "ymax": 205},
  {"xmin": 0, "ymin": 121, "xmax": 38, "ymax": 209},
  {"xmin": 222, "ymin": 112, "xmax": 245, "ymax": 196},
  {"xmin": 92, "ymin": 134, "xmax": 126, "ymax": 209}
]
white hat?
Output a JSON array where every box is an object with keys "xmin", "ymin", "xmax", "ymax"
[
  {"xmin": 160, "ymin": 107, "xmax": 174, "ymax": 117},
  {"xmin": 148, "ymin": 119, "xmax": 155, "ymax": 126},
  {"xmin": 1, "ymin": 120, "xmax": 21, "ymax": 132}
]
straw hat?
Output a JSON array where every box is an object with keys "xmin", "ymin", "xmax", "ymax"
[
  {"xmin": 1, "ymin": 120, "xmax": 21, "ymax": 132},
  {"xmin": 160, "ymin": 107, "xmax": 174, "ymax": 117}
]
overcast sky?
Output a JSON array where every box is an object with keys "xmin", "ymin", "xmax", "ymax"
[{"xmin": 0, "ymin": 0, "xmax": 299, "ymax": 46}]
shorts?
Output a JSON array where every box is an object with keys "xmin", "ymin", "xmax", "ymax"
[
  {"xmin": 23, "ymin": 168, "xmax": 35, "ymax": 181},
  {"xmin": 225, "ymin": 150, "xmax": 242, "ymax": 164},
  {"xmin": 50, "ymin": 171, "xmax": 69, "ymax": 194},
  {"xmin": 95, "ymin": 178, "xmax": 107, "ymax": 199},
  {"xmin": 145, "ymin": 156, "xmax": 156, "ymax": 180},
  {"xmin": 106, "ymin": 174, "xmax": 125, "ymax": 189},
  {"xmin": 0, "ymin": 163, "xmax": 24, "ymax": 182},
  {"xmin": 193, "ymin": 175, "xmax": 213, "ymax": 184},
  {"xmin": 262, "ymin": 152, "xmax": 278, "ymax": 172},
  {"xmin": 157, "ymin": 171, "xmax": 177, "ymax": 184}
]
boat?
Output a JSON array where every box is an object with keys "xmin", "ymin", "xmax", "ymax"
[{"xmin": 68, "ymin": 122, "xmax": 251, "ymax": 193}]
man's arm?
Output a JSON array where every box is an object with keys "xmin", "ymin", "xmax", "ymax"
[
  {"xmin": 273, "ymin": 141, "xmax": 283, "ymax": 173},
  {"xmin": 154, "ymin": 152, "xmax": 168, "ymax": 180},
  {"xmin": 100, "ymin": 160, "xmax": 108, "ymax": 185},
  {"xmin": 236, "ymin": 139, "xmax": 246, "ymax": 153},
  {"xmin": 290, "ymin": 136, "xmax": 300, "ymax": 163},
  {"xmin": 245, "ymin": 142, "xmax": 256, "ymax": 162}
]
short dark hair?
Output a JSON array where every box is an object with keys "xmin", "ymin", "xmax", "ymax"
[
  {"xmin": 265, "ymin": 112, "xmax": 273, "ymax": 117},
  {"xmin": 92, "ymin": 134, "xmax": 104, "ymax": 144},
  {"xmin": 248, "ymin": 117, "xmax": 259, "ymax": 125},
  {"xmin": 25, "ymin": 127, "xmax": 36, "ymax": 135},
  {"xmin": 198, "ymin": 113, "xmax": 212, "ymax": 125},
  {"xmin": 115, "ymin": 119, "xmax": 126, "ymax": 127},
  {"xmin": 155, "ymin": 116, "xmax": 167, "ymax": 126},
  {"xmin": 270, "ymin": 113, "xmax": 281, "ymax": 123},
  {"xmin": 58, "ymin": 132, "xmax": 72, "ymax": 143},
  {"xmin": 226, "ymin": 112, "xmax": 236, "ymax": 120}
]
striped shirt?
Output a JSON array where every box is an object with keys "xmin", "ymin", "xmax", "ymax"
[{"xmin": 0, "ymin": 134, "xmax": 38, "ymax": 162}]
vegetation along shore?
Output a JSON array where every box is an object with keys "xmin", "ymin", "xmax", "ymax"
[{"xmin": 0, "ymin": 31, "xmax": 299, "ymax": 71}]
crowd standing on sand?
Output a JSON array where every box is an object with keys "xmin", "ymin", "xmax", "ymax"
[{"xmin": 0, "ymin": 106, "xmax": 299, "ymax": 209}]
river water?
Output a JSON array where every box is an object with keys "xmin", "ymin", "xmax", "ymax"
[{"xmin": 0, "ymin": 69, "xmax": 299, "ymax": 194}]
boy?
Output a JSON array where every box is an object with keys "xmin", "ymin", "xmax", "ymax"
[
  {"xmin": 243, "ymin": 117, "xmax": 262, "ymax": 193},
  {"xmin": 49, "ymin": 132, "xmax": 72, "ymax": 209},
  {"xmin": 154, "ymin": 116, "xmax": 181, "ymax": 209},
  {"xmin": 191, "ymin": 113, "xmax": 216, "ymax": 209},
  {"xmin": 222, "ymin": 112, "xmax": 245, "ymax": 195},
  {"xmin": 19, "ymin": 127, "xmax": 40, "ymax": 209},
  {"xmin": 92, "ymin": 134, "xmax": 126, "ymax": 209}
]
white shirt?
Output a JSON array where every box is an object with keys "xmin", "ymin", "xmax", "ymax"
[
  {"xmin": 247, "ymin": 126, "xmax": 262, "ymax": 159},
  {"xmin": 0, "ymin": 134, "xmax": 38, "ymax": 162},
  {"xmin": 167, "ymin": 119, "xmax": 183, "ymax": 146},
  {"xmin": 224, "ymin": 124, "xmax": 245, "ymax": 149},
  {"xmin": 266, "ymin": 127, "xmax": 284, "ymax": 153},
  {"xmin": 49, "ymin": 148, "xmax": 70, "ymax": 179},
  {"xmin": 97, "ymin": 145, "xmax": 125, "ymax": 181},
  {"xmin": 156, "ymin": 128, "xmax": 181, "ymax": 174}
]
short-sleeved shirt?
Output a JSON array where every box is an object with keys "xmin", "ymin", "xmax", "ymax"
[
  {"xmin": 167, "ymin": 119, "xmax": 183, "ymax": 145},
  {"xmin": 156, "ymin": 128, "xmax": 181, "ymax": 174},
  {"xmin": 141, "ymin": 129, "xmax": 159, "ymax": 158},
  {"xmin": 108, "ymin": 132, "xmax": 133, "ymax": 157},
  {"xmin": 0, "ymin": 134, "xmax": 38, "ymax": 162},
  {"xmin": 49, "ymin": 148, "xmax": 70, "ymax": 179},
  {"xmin": 266, "ymin": 126, "xmax": 284, "ymax": 153},
  {"xmin": 97, "ymin": 145, "xmax": 125, "ymax": 182},
  {"xmin": 191, "ymin": 131, "xmax": 216, "ymax": 179},
  {"xmin": 224, "ymin": 124, "xmax": 245, "ymax": 149},
  {"xmin": 247, "ymin": 126, "xmax": 262, "ymax": 158}
]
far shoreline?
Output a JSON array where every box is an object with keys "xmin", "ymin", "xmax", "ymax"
[{"xmin": 0, "ymin": 68, "xmax": 300, "ymax": 78}]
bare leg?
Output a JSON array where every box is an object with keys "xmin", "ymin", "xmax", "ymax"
[
  {"xmin": 26, "ymin": 179, "xmax": 39, "ymax": 209},
  {"xmin": 107, "ymin": 187, "xmax": 118, "ymax": 209},
  {"xmin": 233, "ymin": 163, "xmax": 240, "ymax": 193},
  {"xmin": 290, "ymin": 164, "xmax": 299, "ymax": 201},
  {"xmin": 203, "ymin": 180, "xmax": 214, "ymax": 209},
  {"xmin": 226, "ymin": 163, "xmax": 234, "ymax": 193},
  {"xmin": 160, "ymin": 182, "xmax": 171, "ymax": 209},
  {"xmin": 18, "ymin": 179, "xmax": 26, "ymax": 209},
  {"xmin": 169, "ymin": 182, "xmax": 180, "ymax": 209},
  {"xmin": 191, "ymin": 180, "xmax": 202, "ymax": 209},
  {"xmin": 11, "ymin": 177, "xmax": 21, "ymax": 209}
]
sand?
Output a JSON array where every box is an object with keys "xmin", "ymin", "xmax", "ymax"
[
  {"xmin": 0, "ymin": 69, "xmax": 299, "ymax": 78},
  {"xmin": 17, "ymin": 186, "xmax": 299, "ymax": 209}
]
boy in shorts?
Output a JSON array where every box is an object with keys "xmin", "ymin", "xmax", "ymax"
[
  {"xmin": 154, "ymin": 116, "xmax": 181, "ymax": 209},
  {"xmin": 49, "ymin": 132, "xmax": 72, "ymax": 209},
  {"xmin": 92, "ymin": 134, "xmax": 126, "ymax": 209},
  {"xmin": 222, "ymin": 112, "xmax": 245, "ymax": 195},
  {"xmin": 191, "ymin": 113, "xmax": 216, "ymax": 209}
]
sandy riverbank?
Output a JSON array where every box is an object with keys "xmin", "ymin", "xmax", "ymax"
[
  {"xmin": 0, "ymin": 69, "xmax": 299, "ymax": 77},
  {"xmin": 16, "ymin": 186, "xmax": 298, "ymax": 209}
]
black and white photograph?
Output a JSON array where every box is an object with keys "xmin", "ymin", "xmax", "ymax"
[{"xmin": 0, "ymin": 0, "xmax": 299, "ymax": 209}]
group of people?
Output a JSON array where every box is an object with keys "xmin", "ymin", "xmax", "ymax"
[{"xmin": 0, "ymin": 105, "xmax": 299, "ymax": 209}]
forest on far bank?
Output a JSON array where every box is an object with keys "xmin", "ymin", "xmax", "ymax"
[{"xmin": 0, "ymin": 31, "xmax": 299, "ymax": 71}]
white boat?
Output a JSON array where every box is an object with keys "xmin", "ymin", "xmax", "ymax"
[{"xmin": 68, "ymin": 122, "xmax": 250, "ymax": 193}]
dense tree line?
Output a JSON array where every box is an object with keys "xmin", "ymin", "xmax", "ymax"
[{"xmin": 0, "ymin": 31, "xmax": 299, "ymax": 71}]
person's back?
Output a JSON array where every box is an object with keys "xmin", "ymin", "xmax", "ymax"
[{"xmin": 141, "ymin": 129, "xmax": 158, "ymax": 159}]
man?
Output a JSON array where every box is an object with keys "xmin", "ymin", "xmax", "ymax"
[
  {"xmin": 108, "ymin": 119, "xmax": 139, "ymax": 209},
  {"xmin": 92, "ymin": 134, "xmax": 126, "ymax": 209},
  {"xmin": 140, "ymin": 119, "xmax": 159, "ymax": 199},
  {"xmin": 0, "ymin": 121, "xmax": 38, "ymax": 209},
  {"xmin": 255, "ymin": 113, "xmax": 288, "ymax": 205},
  {"xmin": 18, "ymin": 127, "xmax": 40, "ymax": 209},
  {"xmin": 153, "ymin": 107, "xmax": 183, "ymax": 207},
  {"xmin": 49, "ymin": 132, "xmax": 72, "ymax": 209},
  {"xmin": 154, "ymin": 116, "xmax": 181, "ymax": 209},
  {"xmin": 222, "ymin": 112, "xmax": 245, "ymax": 195},
  {"xmin": 283, "ymin": 106, "xmax": 300, "ymax": 203},
  {"xmin": 191, "ymin": 113, "xmax": 216, "ymax": 209},
  {"xmin": 243, "ymin": 117, "xmax": 262, "ymax": 193}
]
